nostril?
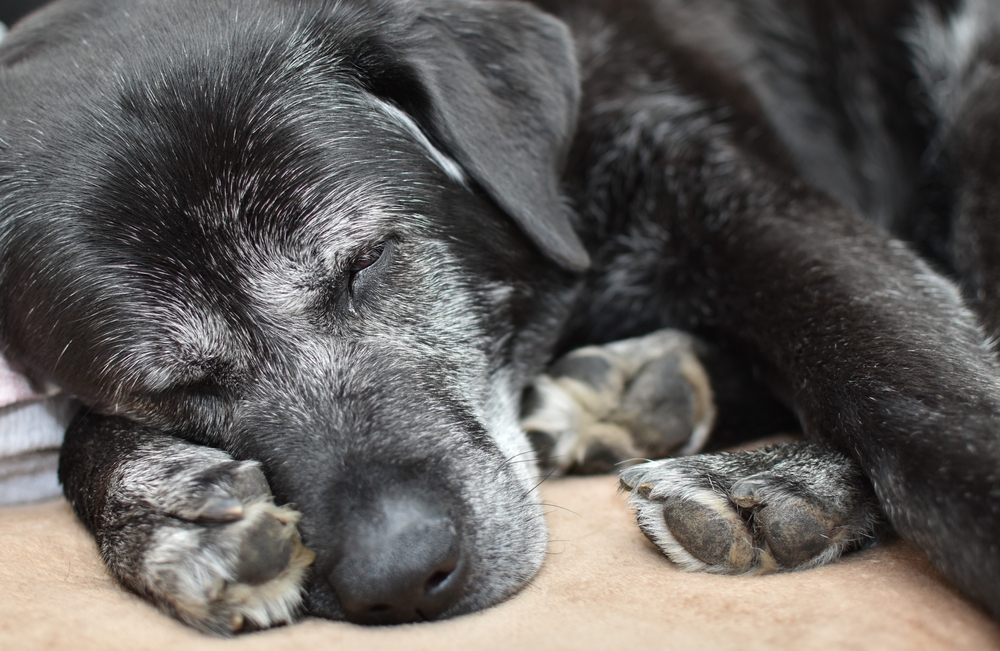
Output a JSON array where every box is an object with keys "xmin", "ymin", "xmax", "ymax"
[
  {"xmin": 425, "ymin": 569, "xmax": 452, "ymax": 594},
  {"xmin": 423, "ymin": 544, "xmax": 460, "ymax": 596}
]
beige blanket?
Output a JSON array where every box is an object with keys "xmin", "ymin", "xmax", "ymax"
[{"xmin": 1, "ymin": 476, "xmax": 997, "ymax": 651}]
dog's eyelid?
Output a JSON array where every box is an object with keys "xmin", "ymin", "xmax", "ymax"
[
  {"xmin": 345, "ymin": 238, "xmax": 395, "ymax": 274},
  {"xmin": 344, "ymin": 238, "xmax": 395, "ymax": 307},
  {"xmin": 168, "ymin": 360, "xmax": 247, "ymax": 398},
  {"xmin": 131, "ymin": 377, "xmax": 222, "ymax": 402},
  {"xmin": 167, "ymin": 374, "xmax": 245, "ymax": 403},
  {"xmin": 348, "ymin": 241, "xmax": 387, "ymax": 274}
]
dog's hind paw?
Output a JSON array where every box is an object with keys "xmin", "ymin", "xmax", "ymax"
[
  {"xmin": 521, "ymin": 329, "xmax": 716, "ymax": 474},
  {"xmin": 104, "ymin": 451, "xmax": 314, "ymax": 635},
  {"xmin": 619, "ymin": 442, "xmax": 885, "ymax": 573}
]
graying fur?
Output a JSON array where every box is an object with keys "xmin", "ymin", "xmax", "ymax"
[{"xmin": 1, "ymin": 0, "xmax": 999, "ymax": 634}]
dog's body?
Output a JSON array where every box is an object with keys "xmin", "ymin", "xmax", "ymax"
[{"xmin": 1, "ymin": 0, "xmax": 999, "ymax": 634}]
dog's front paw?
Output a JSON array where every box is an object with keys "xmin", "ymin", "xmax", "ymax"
[
  {"xmin": 619, "ymin": 442, "xmax": 884, "ymax": 573},
  {"xmin": 104, "ymin": 451, "xmax": 314, "ymax": 635},
  {"xmin": 521, "ymin": 329, "xmax": 716, "ymax": 474}
]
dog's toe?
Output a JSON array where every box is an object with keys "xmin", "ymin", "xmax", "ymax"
[
  {"xmin": 730, "ymin": 473, "xmax": 836, "ymax": 567},
  {"xmin": 623, "ymin": 459, "xmax": 756, "ymax": 572},
  {"xmin": 660, "ymin": 493, "xmax": 756, "ymax": 570},
  {"xmin": 757, "ymin": 500, "xmax": 833, "ymax": 567}
]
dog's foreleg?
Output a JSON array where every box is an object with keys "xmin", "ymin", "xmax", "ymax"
[
  {"xmin": 58, "ymin": 413, "xmax": 313, "ymax": 635},
  {"xmin": 573, "ymin": 86, "xmax": 1000, "ymax": 616},
  {"xmin": 521, "ymin": 328, "xmax": 797, "ymax": 473},
  {"xmin": 522, "ymin": 332, "xmax": 877, "ymax": 573}
]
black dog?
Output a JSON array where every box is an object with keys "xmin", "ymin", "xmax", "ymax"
[{"xmin": 0, "ymin": 0, "xmax": 998, "ymax": 634}]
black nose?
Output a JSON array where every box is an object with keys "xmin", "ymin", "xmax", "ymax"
[{"xmin": 329, "ymin": 495, "xmax": 466, "ymax": 624}]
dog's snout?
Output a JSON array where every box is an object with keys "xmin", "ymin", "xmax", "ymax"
[{"xmin": 329, "ymin": 495, "xmax": 466, "ymax": 624}]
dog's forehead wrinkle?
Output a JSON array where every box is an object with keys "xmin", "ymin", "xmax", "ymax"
[
  {"xmin": 92, "ymin": 60, "xmax": 438, "ymax": 236},
  {"xmin": 154, "ymin": 130, "xmax": 416, "ymax": 250},
  {"xmin": 113, "ymin": 306, "xmax": 248, "ymax": 393}
]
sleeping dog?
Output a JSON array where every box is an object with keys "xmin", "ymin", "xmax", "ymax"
[{"xmin": 1, "ymin": 0, "xmax": 998, "ymax": 634}]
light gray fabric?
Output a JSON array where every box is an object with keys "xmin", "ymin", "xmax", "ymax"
[
  {"xmin": 0, "ymin": 397, "xmax": 75, "ymax": 505},
  {"xmin": 0, "ymin": 450, "xmax": 61, "ymax": 505}
]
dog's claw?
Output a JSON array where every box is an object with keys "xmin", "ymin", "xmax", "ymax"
[
  {"xmin": 194, "ymin": 497, "xmax": 245, "ymax": 522},
  {"xmin": 729, "ymin": 476, "xmax": 770, "ymax": 508},
  {"xmin": 231, "ymin": 612, "xmax": 245, "ymax": 633}
]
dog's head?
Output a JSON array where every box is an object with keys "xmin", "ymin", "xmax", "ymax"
[{"xmin": 0, "ymin": 0, "xmax": 588, "ymax": 623}]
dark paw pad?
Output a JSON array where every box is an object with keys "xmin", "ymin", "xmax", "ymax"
[
  {"xmin": 756, "ymin": 504, "xmax": 832, "ymax": 567},
  {"xmin": 234, "ymin": 513, "xmax": 297, "ymax": 586},
  {"xmin": 521, "ymin": 330, "xmax": 717, "ymax": 475},
  {"xmin": 661, "ymin": 495, "xmax": 754, "ymax": 570},
  {"xmin": 548, "ymin": 354, "xmax": 615, "ymax": 390}
]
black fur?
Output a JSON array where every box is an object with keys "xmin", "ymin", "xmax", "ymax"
[{"xmin": 0, "ymin": 0, "xmax": 998, "ymax": 632}]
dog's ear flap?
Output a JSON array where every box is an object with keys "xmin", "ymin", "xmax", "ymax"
[{"xmin": 398, "ymin": 0, "xmax": 589, "ymax": 271}]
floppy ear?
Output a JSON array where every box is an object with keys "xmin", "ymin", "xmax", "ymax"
[{"xmin": 394, "ymin": 0, "xmax": 589, "ymax": 271}]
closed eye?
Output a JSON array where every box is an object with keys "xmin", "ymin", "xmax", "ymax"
[
  {"xmin": 348, "ymin": 240, "xmax": 392, "ymax": 300},
  {"xmin": 182, "ymin": 375, "xmax": 225, "ymax": 399},
  {"xmin": 349, "ymin": 242, "xmax": 386, "ymax": 276}
]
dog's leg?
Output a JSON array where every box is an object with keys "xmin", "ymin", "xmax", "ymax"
[
  {"xmin": 620, "ymin": 442, "xmax": 886, "ymax": 572},
  {"xmin": 521, "ymin": 329, "xmax": 717, "ymax": 473},
  {"xmin": 566, "ymin": 47, "xmax": 1000, "ymax": 616},
  {"xmin": 58, "ymin": 413, "xmax": 314, "ymax": 635},
  {"xmin": 522, "ymin": 332, "xmax": 876, "ymax": 572}
]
